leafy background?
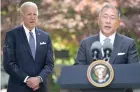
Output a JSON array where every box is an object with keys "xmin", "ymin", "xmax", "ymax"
[{"xmin": 1, "ymin": 0, "xmax": 140, "ymax": 91}]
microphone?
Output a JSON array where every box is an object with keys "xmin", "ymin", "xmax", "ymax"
[
  {"xmin": 90, "ymin": 41, "xmax": 102, "ymax": 61},
  {"xmin": 103, "ymin": 40, "xmax": 113, "ymax": 62}
]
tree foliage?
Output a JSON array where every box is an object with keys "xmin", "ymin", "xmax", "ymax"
[{"xmin": 1, "ymin": 0, "xmax": 140, "ymax": 91}]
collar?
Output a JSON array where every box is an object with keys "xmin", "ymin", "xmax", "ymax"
[
  {"xmin": 99, "ymin": 31, "xmax": 116, "ymax": 45},
  {"xmin": 23, "ymin": 24, "xmax": 36, "ymax": 36}
]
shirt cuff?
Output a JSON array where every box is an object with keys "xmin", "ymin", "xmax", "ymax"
[
  {"xmin": 37, "ymin": 76, "xmax": 43, "ymax": 83},
  {"xmin": 24, "ymin": 76, "xmax": 29, "ymax": 83}
]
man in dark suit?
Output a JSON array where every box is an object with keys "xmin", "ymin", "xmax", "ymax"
[
  {"xmin": 3, "ymin": 2, "xmax": 54, "ymax": 92},
  {"xmin": 75, "ymin": 4, "xmax": 139, "ymax": 65},
  {"xmin": 75, "ymin": 4, "xmax": 139, "ymax": 92}
]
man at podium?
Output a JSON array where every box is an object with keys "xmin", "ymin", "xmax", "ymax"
[
  {"xmin": 75, "ymin": 4, "xmax": 139, "ymax": 92},
  {"xmin": 75, "ymin": 4, "xmax": 139, "ymax": 65}
]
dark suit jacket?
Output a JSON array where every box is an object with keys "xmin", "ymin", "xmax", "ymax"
[
  {"xmin": 3, "ymin": 26, "xmax": 54, "ymax": 92},
  {"xmin": 75, "ymin": 33, "xmax": 139, "ymax": 64}
]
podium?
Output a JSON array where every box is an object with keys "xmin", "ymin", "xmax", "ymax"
[{"xmin": 57, "ymin": 63, "xmax": 140, "ymax": 92}]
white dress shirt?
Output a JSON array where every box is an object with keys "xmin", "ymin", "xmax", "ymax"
[
  {"xmin": 99, "ymin": 31, "xmax": 116, "ymax": 57},
  {"xmin": 99, "ymin": 31, "xmax": 116, "ymax": 45},
  {"xmin": 23, "ymin": 24, "xmax": 36, "ymax": 49}
]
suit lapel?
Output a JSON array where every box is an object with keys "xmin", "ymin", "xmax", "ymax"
[
  {"xmin": 18, "ymin": 26, "xmax": 33, "ymax": 58},
  {"xmin": 95, "ymin": 34, "xmax": 100, "ymax": 41},
  {"xmin": 35, "ymin": 28, "xmax": 41, "ymax": 61},
  {"xmin": 109, "ymin": 33, "xmax": 122, "ymax": 64}
]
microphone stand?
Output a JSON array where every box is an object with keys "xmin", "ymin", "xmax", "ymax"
[
  {"xmin": 104, "ymin": 50, "xmax": 110, "ymax": 62},
  {"xmin": 92, "ymin": 50, "xmax": 98, "ymax": 61}
]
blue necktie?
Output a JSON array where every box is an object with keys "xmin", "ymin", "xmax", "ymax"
[{"xmin": 29, "ymin": 32, "xmax": 36, "ymax": 59}]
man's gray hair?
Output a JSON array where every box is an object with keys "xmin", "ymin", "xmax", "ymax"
[
  {"xmin": 20, "ymin": 2, "xmax": 38, "ymax": 15},
  {"xmin": 99, "ymin": 4, "xmax": 121, "ymax": 18}
]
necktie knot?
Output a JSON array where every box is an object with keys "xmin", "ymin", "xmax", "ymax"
[
  {"xmin": 29, "ymin": 32, "xmax": 33, "ymax": 36},
  {"xmin": 104, "ymin": 37, "xmax": 110, "ymax": 42}
]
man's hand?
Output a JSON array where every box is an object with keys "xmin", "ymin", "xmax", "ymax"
[
  {"xmin": 26, "ymin": 77, "xmax": 40, "ymax": 91},
  {"xmin": 33, "ymin": 85, "xmax": 40, "ymax": 91}
]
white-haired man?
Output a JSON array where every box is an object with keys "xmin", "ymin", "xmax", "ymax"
[{"xmin": 3, "ymin": 2, "xmax": 54, "ymax": 92}]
